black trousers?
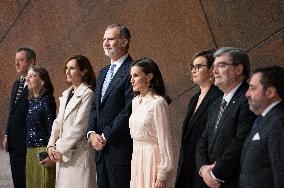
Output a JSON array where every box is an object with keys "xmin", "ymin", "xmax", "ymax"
[
  {"xmin": 96, "ymin": 159, "xmax": 131, "ymax": 188},
  {"xmin": 175, "ymin": 162, "xmax": 207, "ymax": 188},
  {"xmin": 9, "ymin": 150, "xmax": 26, "ymax": 188}
]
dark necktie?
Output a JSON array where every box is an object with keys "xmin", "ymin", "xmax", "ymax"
[
  {"xmin": 15, "ymin": 77, "xmax": 25, "ymax": 103},
  {"xmin": 250, "ymin": 115, "xmax": 263, "ymax": 135},
  {"xmin": 215, "ymin": 99, "xmax": 227, "ymax": 130}
]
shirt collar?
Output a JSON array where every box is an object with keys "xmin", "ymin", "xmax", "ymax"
[
  {"xmin": 111, "ymin": 54, "xmax": 128, "ymax": 65},
  {"xmin": 223, "ymin": 82, "xmax": 242, "ymax": 104},
  {"xmin": 261, "ymin": 100, "xmax": 282, "ymax": 117}
]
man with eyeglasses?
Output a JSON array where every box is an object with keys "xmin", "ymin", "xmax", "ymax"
[
  {"xmin": 196, "ymin": 47, "xmax": 256, "ymax": 188},
  {"xmin": 3, "ymin": 47, "xmax": 36, "ymax": 188}
]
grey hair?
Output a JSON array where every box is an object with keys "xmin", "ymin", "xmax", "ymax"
[{"xmin": 214, "ymin": 47, "xmax": 250, "ymax": 79}]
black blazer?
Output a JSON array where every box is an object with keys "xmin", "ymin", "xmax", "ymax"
[
  {"xmin": 6, "ymin": 79, "xmax": 29, "ymax": 153},
  {"xmin": 196, "ymin": 81, "xmax": 256, "ymax": 188},
  {"xmin": 176, "ymin": 85, "xmax": 222, "ymax": 188},
  {"xmin": 239, "ymin": 102, "xmax": 284, "ymax": 188},
  {"xmin": 87, "ymin": 56, "xmax": 133, "ymax": 165}
]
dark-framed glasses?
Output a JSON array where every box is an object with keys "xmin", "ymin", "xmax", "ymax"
[{"xmin": 190, "ymin": 64, "xmax": 208, "ymax": 71}]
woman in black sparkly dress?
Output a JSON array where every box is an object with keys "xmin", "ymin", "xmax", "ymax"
[{"xmin": 25, "ymin": 65, "xmax": 56, "ymax": 188}]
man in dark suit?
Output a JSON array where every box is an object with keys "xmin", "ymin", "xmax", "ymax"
[
  {"xmin": 239, "ymin": 66, "xmax": 284, "ymax": 188},
  {"xmin": 2, "ymin": 47, "xmax": 36, "ymax": 188},
  {"xmin": 87, "ymin": 24, "xmax": 133, "ymax": 188},
  {"xmin": 196, "ymin": 47, "xmax": 256, "ymax": 188}
]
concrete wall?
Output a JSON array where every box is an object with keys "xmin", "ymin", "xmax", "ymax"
[{"xmin": 1, "ymin": 0, "xmax": 283, "ymax": 186}]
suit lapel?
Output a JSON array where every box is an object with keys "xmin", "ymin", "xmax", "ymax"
[
  {"xmin": 183, "ymin": 86, "xmax": 219, "ymax": 141},
  {"xmin": 182, "ymin": 92, "xmax": 199, "ymax": 141},
  {"xmin": 210, "ymin": 82, "xmax": 247, "ymax": 150},
  {"xmin": 13, "ymin": 85, "xmax": 28, "ymax": 109},
  {"xmin": 97, "ymin": 66, "xmax": 109, "ymax": 103},
  {"xmin": 101, "ymin": 56, "xmax": 131, "ymax": 104},
  {"xmin": 11, "ymin": 80, "xmax": 20, "ymax": 106}
]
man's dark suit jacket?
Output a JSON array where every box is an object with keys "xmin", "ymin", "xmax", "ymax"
[
  {"xmin": 176, "ymin": 85, "xmax": 222, "ymax": 188},
  {"xmin": 5, "ymin": 79, "xmax": 29, "ymax": 188},
  {"xmin": 196, "ymin": 81, "xmax": 256, "ymax": 188},
  {"xmin": 6, "ymin": 79, "xmax": 28, "ymax": 153},
  {"xmin": 239, "ymin": 102, "xmax": 284, "ymax": 188},
  {"xmin": 87, "ymin": 55, "xmax": 133, "ymax": 165}
]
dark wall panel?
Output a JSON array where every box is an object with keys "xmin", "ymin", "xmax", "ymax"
[{"xmin": 201, "ymin": 0, "xmax": 284, "ymax": 50}]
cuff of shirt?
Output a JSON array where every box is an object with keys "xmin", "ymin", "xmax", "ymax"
[
  {"xmin": 87, "ymin": 131, "xmax": 96, "ymax": 142},
  {"xmin": 101, "ymin": 133, "xmax": 107, "ymax": 141},
  {"xmin": 199, "ymin": 165, "xmax": 205, "ymax": 177},
  {"xmin": 210, "ymin": 171, "xmax": 225, "ymax": 183}
]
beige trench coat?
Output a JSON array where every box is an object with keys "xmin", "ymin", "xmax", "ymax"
[{"xmin": 48, "ymin": 83, "xmax": 96, "ymax": 188}]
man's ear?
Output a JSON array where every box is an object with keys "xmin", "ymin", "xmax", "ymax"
[
  {"xmin": 236, "ymin": 64, "xmax": 244, "ymax": 76},
  {"xmin": 121, "ymin": 38, "xmax": 128, "ymax": 48},
  {"xmin": 265, "ymin": 86, "xmax": 277, "ymax": 99}
]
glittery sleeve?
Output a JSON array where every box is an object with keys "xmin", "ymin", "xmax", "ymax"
[{"xmin": 43, "ymin": 95, "xmax": 57, "ymax": 139}]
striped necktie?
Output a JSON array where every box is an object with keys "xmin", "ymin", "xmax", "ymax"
[
  {"xmin": 15, "ymin": 77, "xmax": 26, "ymax": 103},
  {"xmin": 215, "ymin": 99, "xmax": 227, "ymax": 131},
  {"xmin": 101, "ymin": 64, "xmax": 117, "ymax": 101}
]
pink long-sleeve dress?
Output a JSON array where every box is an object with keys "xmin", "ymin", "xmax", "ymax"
[{"xmin": 129, "ymin": 92, "xmax": 173, "ymax": 188}]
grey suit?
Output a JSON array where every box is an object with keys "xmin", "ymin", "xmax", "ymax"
[{"xmin": 239, "ymin": 102, "xmax": 284, "ymax": 188}]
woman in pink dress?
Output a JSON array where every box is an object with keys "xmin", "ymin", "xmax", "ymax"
[{"xmin": 129, "ymin": 58, "xmax": 173, "ymax": 188}]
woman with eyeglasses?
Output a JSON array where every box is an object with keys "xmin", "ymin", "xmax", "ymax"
[
  {"xmin": 25, "ymin": 65, "xmax": 56, "ymax": 188},
  {"xmin": 175, "ymin": 49, "xmax": 223, "ymax": 188}
]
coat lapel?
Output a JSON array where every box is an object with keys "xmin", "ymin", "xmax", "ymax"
[{"xmin": 63, "ymin": 83, "xmax": 90, "ymax": 120}]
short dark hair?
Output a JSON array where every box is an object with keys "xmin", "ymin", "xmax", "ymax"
[
  {"xmin": 132, "ymin": 58, "xmax": 171, "ymax": 104},
  {"xmin": 214, "ymin": 47, "xmax": 250, "ymax": 79},
  {"xmin": 16, "ymin": 47, "xmax": 36, "ymax": 62},
  {"xmin": 106, "ymin": 23, "xmax": 131, "ymax": 49},
  {"xmin": 192, "ymin": 49, "xmax": 216, "ymax": 68},
  {"xmin": 65, "ymin": 55, "xmax": 96, "ymax": 90},
  {"xmin": 254, "ymin": 65, "xmax": 284, "ymax": 100},
  {"xmin": 28, "ymin": 65, "xmax": 53, "ymax": 100}
]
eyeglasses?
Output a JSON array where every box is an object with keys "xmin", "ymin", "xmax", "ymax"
[
  {"xmin": 212, "ymin": 62, "xmax": 237, "ymax": 69},
  {"xmin": 190, "ymin": 64, "xmax": 208, "ymax": 71}
]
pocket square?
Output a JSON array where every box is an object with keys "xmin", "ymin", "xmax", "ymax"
[{"xmin": 252, "ymin": 133, "xmax": 260, "ymax": 141}]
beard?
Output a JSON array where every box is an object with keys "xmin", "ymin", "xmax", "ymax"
[
  {"xmin": 104, "ymin": 48, "xmax": 117, "ymax": 58},
  {"xmin": 248, "ymin": 97, "xmax": 264, "ymax": 115}
]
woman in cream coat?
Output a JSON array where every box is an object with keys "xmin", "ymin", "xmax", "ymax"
[{"xmin": 48, "ymin": 55, "xmax": 97, "ymax": 188}]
